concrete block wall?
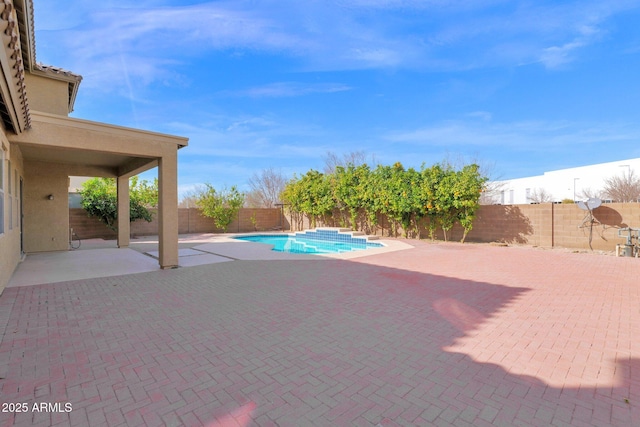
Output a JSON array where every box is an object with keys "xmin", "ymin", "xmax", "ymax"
[
  {"xmin": 69, "ymin": 209, "xmax": 117, "ymax": 239},
  {"xmin": 551, "ymin": 203, "xmax": 640, "ymax": 251},
  {"xmin": 286, "ymin": 203, "xmax": 640, "ymax": 251},
  {"xmin": 463, "ymin": 204, "xmax": 552, "ymax": 246},
  {"xmin": 71, "ymin": 203, "xmax": 640, "ymax": 251},
  {"xmin": 69, "ymin": 208, "xmax": 285, "ymax": 239}
]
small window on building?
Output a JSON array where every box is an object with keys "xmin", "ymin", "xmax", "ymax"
[
  {"xmin": 509, "ymin": 190, "xmax": 514, "ymax": 204},
  {"xmin": 525, "ymin": 188, "xmax": 531, "ymax": 201}
]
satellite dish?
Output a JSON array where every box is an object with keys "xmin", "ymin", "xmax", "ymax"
[
  {"xmin": 577, "ymin": 198, "xmax": 603, "ymax": 251},
  {"xmin": 577, "ymin": 198, "xmax": 601, "ymax": 211}
]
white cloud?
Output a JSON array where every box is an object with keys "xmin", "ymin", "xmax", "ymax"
[
  {"xmin": 165, "ymin": 113, "xmax": 332, "ymax": 160},
  {"xmin": 34, "ymin": 0, "xmax": 640, "ymax": 92},
  {"xmin": 540, "ymin": 41, "xmax": 587, "ymax": 68},
  {"xmin": 466, "ymin": 111, "xmax": 493, "ymax": 121},
  {"xmin": 385, "ymin": 119, "xmax": 640, "ymax": 150},
  {"xmin": 222, "ymin": 82, "xmax": 352, "ymax": 98}
]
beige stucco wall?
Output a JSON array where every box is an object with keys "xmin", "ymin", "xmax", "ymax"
[
  {"xmin": 24, "ymin": 74, "xmax": 70, "ymax": 116},
  {"xmin": 0, "ymin": 141, "xmax": 24, "ymax": 293},
  {"xmin": 22, "ymin": 160, "xmax": 70, "ymax": 253}
]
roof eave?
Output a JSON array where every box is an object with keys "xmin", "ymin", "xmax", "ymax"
[
  {"xmin": 13, "ymin": 0, "xmax": 35, "ymax": 70},
  {"xmin": 16, "ymin": 0, "xmax": 82, "ymax": 114}
]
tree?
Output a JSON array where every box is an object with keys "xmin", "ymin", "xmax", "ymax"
[
  {"xmin": 322, "ymin": 150, "xmax": 373, "ymax": 174},
  {"xmin": 578, "ymin": 187, "xmax": 602, "ymax": 200},
  {"xmin": 281, "ymin": 170, "xmax": 334, "ymax": 228},
  {"xmin": 245, "ymin": 168, "xmax": 287, "ymax": 208},
  {"xmin": 298, "ymin": 170, "xmax": 334, "ymax": 228},
  {"xmin": 332, "ymin": 163, "xmax": 372, "ymax": 230},
  {"xmin": 374, "ymin": 163, "xmax": 420, "ymax": 238},
  {"xmin": 433, "ymin": 165, "xmax": 458, "ymax": 241},
  {"xmin": 479, "ymin": 180, "xmax": 505, "ymax": 205},
  {"xmin": 419, "ymin": 163, "xmax": 446, "ymax": 240},
  {"xmin": 419, "ymin": 163, "xmax": 487, "ymax": 241},
  {"xmin": 603, "ymin": 170, "xmax": 640, "ymax": 202},
  {"xmin": 195, "ymin": 184, "xmax": 244, "ymax": 232},
  {"xmin": 528, "ymin": 188, "xmax": 553, "ymax": 204},
  {"xmin": 79, "ymin": 176, "xmax": 158, "ymax": 231},
  {"xmin": 451, "ymin": 164, "xmax": 487, "ymax": 242},
  {"xmin": 283, "ymin": 159, "xmax": 486, "ymax": 241},
  {"xmin": 178, "ymin": 188, "xmax": 200, "ymax": 208}
]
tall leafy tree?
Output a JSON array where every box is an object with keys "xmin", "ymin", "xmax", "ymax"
[
  {"xmin": 375, "ymin": 163, "xmax": 420, "ymax": 238},
  {"xmin": 195, "ymin": 184, "xmax": 244, "ymax": 232},
  {"xmin": 333, "ymin": 163, "xmax": 372, "ymax": 230},
  {"xmin": 433, "ymin": 165, "xmax": 458, "ymax": 241},
  {"xmin": 282, "ymin": 170, "xmax": 335, "ymax": 228},
  {"xmin": 79, "ymin": 176, "xmax": 158, "ymax": 231},
  {"xmin": 299, "ymin": 170, "xmax": 334, "ymax": 228},
  {"xmin": 283, "ymin": 159, "xmax": 487, "ymax": 241},
  {"xmin": 417, "ymin": 164, "xmax": 440, "ymax": 240},
  {"xmin": 452, "ymin": 164, "xmax": 487, "ymax": 242}
]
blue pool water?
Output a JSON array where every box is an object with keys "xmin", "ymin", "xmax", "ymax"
[{"xmin": 234, "ymin": 232, "xmax": 383, "ymax": 254}]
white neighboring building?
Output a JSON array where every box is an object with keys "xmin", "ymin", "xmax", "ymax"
[{"xmin": 488, "ymin": 158, "xmax": 640, "ymax": 204}]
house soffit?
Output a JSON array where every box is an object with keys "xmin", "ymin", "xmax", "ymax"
[
  {"xmin": 9, "ymin": 111, "xmax": 187, "ymax": 173},
  {"xmin": 18, "ymin": 144, "xmax": 149, "ymax": 170}
]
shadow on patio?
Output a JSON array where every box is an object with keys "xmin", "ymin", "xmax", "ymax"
[{"xmin": 0, "ymin": 244, "xmax": 637, "ymax": 425}]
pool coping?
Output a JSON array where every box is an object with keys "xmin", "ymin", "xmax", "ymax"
[{"xmin": 194, "ymin": 232, "xmax": 414, "ymax": 260}]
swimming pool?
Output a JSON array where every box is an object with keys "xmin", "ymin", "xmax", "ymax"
[{"xmin": 234, "ymin": 232, "xmax": 383, "ymax": 254}]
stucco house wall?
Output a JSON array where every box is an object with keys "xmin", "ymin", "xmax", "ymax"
[
  {"xmin": 0, "ymin": 138, "xmax": 24, "ymax": 291},
  {"xmin": 23, "ymin": 74, "xmax": 70, "ymax": 116},
  {"xmin": 22, "ymin": 160, "xmax": 70, "ymax": 252}
]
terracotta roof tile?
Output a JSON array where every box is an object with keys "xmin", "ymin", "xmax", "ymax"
[{"xmin": 34, "ymin": 63, "xmax": 83, "ymax": 82}]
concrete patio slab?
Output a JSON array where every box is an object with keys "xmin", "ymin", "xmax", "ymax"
[
  {"xmin": 174, "ymin": 253, "xmax": 233, "ymax": 268},
  {"xmin": 6, "ymin": 248, "xmax": 160, "ymax": 288},
  {"xmin": 5, "ymin": 234, "xmax": 410, "ymax": 289},
  {"xmin": 144, "ymin": 247, "xmax": 235, "ymax": 268}
]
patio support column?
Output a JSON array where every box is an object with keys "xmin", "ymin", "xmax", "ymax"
[
  {"xmin": 158, "ymin": 150, "xmax": 179, "ymax": 268},
  {"xmin": 117, "ymin": 175, "xmax": 130, "ymax": 248}
]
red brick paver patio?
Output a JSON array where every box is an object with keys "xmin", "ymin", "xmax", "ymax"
[{"xmin": 0, "ymin": 241, "xmax": 638, "ymax": 426}]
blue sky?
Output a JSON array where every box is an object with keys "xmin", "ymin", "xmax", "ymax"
[{"xmin": 33, "ymin": 0, "xmax": 640, "ymax": 197}]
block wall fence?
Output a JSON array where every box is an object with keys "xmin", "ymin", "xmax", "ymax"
[
  {"xmin": 286, "ymin": 203, "xmax": 640, "ymax": 252},
  {"xmin": 69, "ymin": 208, "xmax": 287, "ymax": 239},
  {"xmin": 70, "ymin": 203, "xmax": 640, "ymax": 251}
]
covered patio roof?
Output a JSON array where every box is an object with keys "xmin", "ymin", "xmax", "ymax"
[
  {"xmin": 9, "ymin": 111, "xmax": 188, "ymax": 269},
  {"xmin": 11, "ymin": 111, "xmax": 187, "ymax": 177}
]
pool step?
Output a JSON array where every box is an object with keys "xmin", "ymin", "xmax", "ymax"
[
  {"xmin": 286, "ymin": 238, "xmax": 354, "ymax": 254},
  {"xmin": 300, "ymin": 227, "xmax": 381, "ymax": 243},
  {"xmin": 315, "ymin": 227, "xmax": 380, "ymax": 241}
]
